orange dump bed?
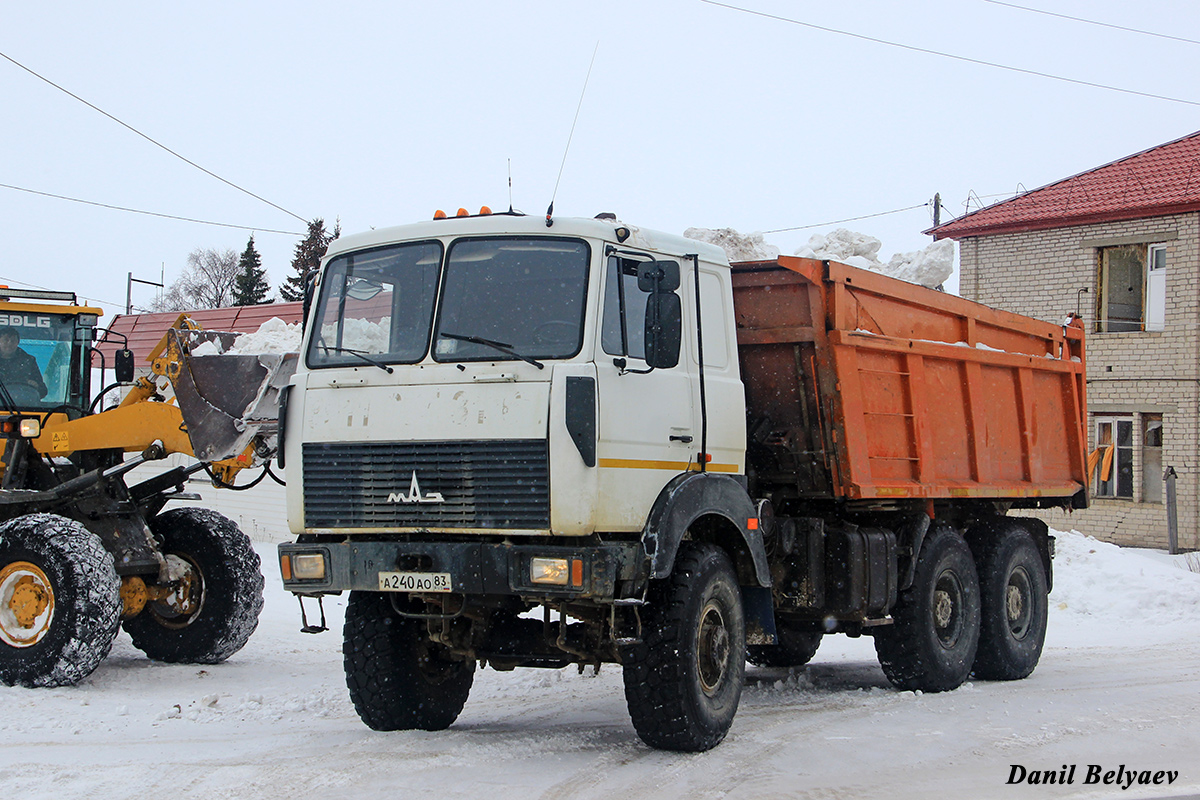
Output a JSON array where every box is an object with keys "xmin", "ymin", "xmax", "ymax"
[{"xmin": 732, "ymin": 257, "xmax": 1088, "ymax": 506}]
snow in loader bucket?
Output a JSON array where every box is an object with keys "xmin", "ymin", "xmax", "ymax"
[{"xmin": 165, "ymin": 328, "xmax": 298, "ymax": 464}]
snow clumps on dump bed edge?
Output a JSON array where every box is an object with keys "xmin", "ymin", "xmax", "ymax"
[
  {"xmin": 683, "ymin": 227, "xmax": 781, "ymax": 262},
  {"xmin": 795, "ymin": 228, "xmax": 955, "ymax": 289}
]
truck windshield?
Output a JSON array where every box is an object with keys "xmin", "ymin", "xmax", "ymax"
[
  {"xmin": 0, "ymin": 315, "xmax": 82, "ymax": 410},
  {"xmin": 307, "ymin": 241, "xmax": 443, "ymax": 368},
  {"xmin": 433, "ymin": 238, "xmax": 589, "ymax": 364}
]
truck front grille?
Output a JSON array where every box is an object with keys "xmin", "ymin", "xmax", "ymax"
[{"xmin": 302, "ymin": 440, "xmax": 550, "ymax": 530}]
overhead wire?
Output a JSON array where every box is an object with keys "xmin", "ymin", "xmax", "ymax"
[
  {"xmin": 982, "ymin": 0, "xmax": 1200, "ymax": 47},
  {"xmin": 0, "ymin": 49, "xmax": 309, "ymax": 224},
  {"xmin": 0, "ymin": 182, "xmax": 303, "ymax": 236},
  {"xmin": 764, "ymin": 203, "xmax": 929, "ymax": 233},
  {"xmin": 699, "ymin": 0, "xmax": 1200, "ymax": 107}
]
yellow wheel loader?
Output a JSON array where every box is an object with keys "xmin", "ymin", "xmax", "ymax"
[{"xmin": 0, "ymin": 288, "xmax": 295, "ymax": 687}]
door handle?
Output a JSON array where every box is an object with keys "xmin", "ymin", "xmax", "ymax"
[{"xmin": 669, "ymin": 434, "xmax": 694, "ymax": 443}]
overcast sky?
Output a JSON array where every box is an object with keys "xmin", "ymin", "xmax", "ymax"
[{"xmin": 3, "ymin": 0, "xmax": 1197, "ymax": 317}]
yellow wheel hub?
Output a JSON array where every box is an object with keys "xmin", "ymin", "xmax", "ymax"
[{"xmin": 0, "ymin": 561, "xmax": 56, "ymax": 648}]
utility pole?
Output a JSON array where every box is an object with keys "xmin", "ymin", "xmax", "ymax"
[
  {"xmin": 126, "ymin": 271, "xmax": 164, "ymax": 315},
  {"xmin": 932, "ymin": 192, "xmax": 941, "ymax": 229}
]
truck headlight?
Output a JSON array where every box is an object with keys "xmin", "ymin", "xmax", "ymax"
[
  {"xmin": 283, "ymin": 553, "xmax": 327, "ymax": 581},
  {"xmin": 529, "ymin": 557, "xmax": 569, "ymax": 586}
]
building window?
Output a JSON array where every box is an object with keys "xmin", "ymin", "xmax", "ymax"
[
  {"xmin": 1097, "ymin": 243, "xmax": 1166, "ymax": 332},
  {"xmin": 1142, "ymin": 414, "xmax": 1163, "ymax": 503},
  {"xmin": 1093, "ymin": 416, "xmax": 1133, "ymax": 498}
]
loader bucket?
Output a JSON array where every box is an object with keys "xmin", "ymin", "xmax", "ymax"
[{"xmin": 162, "ymin": 328, "xmax": 298, "ymax": 464}]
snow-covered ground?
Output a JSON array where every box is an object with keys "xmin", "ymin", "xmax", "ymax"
[{"xmin": 2, "ymin": 530, "xmax": 1198, "ymax": 799}]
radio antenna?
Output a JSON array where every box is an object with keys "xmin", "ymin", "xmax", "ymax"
[
  {"xmin": 508, "ymin": 158, "xmax": 514, "ymax": 213},
  {"xmin": 546, "ymin": 41, "xmax": 599, "ymax": 227}
]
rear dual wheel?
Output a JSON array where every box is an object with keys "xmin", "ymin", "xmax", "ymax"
[
  {"xmin": 875, "ymin": 527, "xmax": 980, "ymax": 693},
  {"xmin": 971, "ymin": 525, "xmax": 1048, "ymax": 680}
]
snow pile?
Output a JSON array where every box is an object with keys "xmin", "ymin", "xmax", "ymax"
[
  {"xmin": 226, "ymin": 318, "xmax": 302, "ymax": 355},
  {"xmin": 796, "ymin": 228, "xmax": 955, "ymax": 289},
  {"xmin": 1048, "ymin": 528, "xmax": 1200, "ymax": 629},
  {"xmin": 189, "ymin": 318, "xmax": 302, "ymax": 356},
  {"xmin": 684, "ymin": 227, "xmax": 780, "ymax": 262},
  {"xmin": 324, "ymin": 316, "xmax": 391, "ymax": 354}
]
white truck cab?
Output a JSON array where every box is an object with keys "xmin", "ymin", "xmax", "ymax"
[{"xmin": 281, "ymin": 212, "xmax": 746, "ymax": 541}]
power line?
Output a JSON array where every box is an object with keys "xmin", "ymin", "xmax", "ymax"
[
  {"xmin": 0, "ymin": 49, "xmax": 309, "ymax": 224},
  {"xmin": 983, "ymin": 0, "xmax": 1200, "ymax": 47},
  {"xmin": 0, "ymin": 182, "xmax": 303, "ymax": 235},
  {"xmin": 699, "ymin": 0, "xmax": 1200, "ymax": 108},
  {"xmin": 764, "ymin": 203, "xmax": 929, "ymax": 233}
]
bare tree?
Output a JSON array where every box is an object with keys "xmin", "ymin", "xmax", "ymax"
[{"xmin": 153, "ymin": 247, "xmax": 241, "ymax": 311}]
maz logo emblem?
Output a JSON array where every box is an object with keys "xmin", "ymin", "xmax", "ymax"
[{"xmin": 387, "ymin": 473, "xmax": 445, "ymax": 504}]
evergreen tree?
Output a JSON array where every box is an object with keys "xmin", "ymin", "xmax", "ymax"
[
  {"xmin": 280, "ymin": 218, "xmax": 339, "ymax": 302},
  {"xmin": 232, "ymin": 234, "xmax": 272, "ymax": 306}
]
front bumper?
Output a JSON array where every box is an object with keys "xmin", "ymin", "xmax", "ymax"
[{"xmin": 278, "ymin": 539, "xmax": 646, "ymax": 602}]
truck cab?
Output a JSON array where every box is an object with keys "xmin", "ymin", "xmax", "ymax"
[{"xmin": 281, "ymin": 212, "xmax": 753, "ymax": 584}]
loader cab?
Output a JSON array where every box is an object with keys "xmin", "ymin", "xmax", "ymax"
[{"xmin": 0, "ymin": 289, "xmax": 99, "ymax": 418}]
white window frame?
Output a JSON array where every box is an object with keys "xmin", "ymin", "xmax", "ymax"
[{"xmin": 1145, "ymin": 244, "xmax": 1167, "ymax": 332}]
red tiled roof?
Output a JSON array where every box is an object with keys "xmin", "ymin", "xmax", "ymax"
[
  {"xmin": 99, "ymin": 302, "xmax": 304, "ymax": 362},
  {"xmin": 929, "ymin": 130, "xmax": 1200, "ymax": 239}
]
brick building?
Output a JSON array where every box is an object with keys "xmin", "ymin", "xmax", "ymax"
[{"xmin": 930, "ymin": 130, "xmax": 1200, "ymax": 550}]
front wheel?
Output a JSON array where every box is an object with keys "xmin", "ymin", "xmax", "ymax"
[
  {"xmin": 342, "ymin": 591, "xmax": 475, "ymax": 731},
  {"xmin": 622, "ymin": 542, "xmax": 745, "ymax": 752},
  {"xmin": 874, "ymin": 526, "xmax": 980, "ymax": 693},
  {"xmin": 0, "ymin": 514, "xmax": 121, "ymax": 687},
  {"xmin": 971, "ymin": 526, "xmax": 1048, "ymax": 680},
  {"xmin": 124, "ymin": 508, "xmax": 264, "ymax": 664}
]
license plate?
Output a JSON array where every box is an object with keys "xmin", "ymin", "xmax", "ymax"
[{"xmin": 377, "ymin": 571, "xmax": 453, "ymax": 593}]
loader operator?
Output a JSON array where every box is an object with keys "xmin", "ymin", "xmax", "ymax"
[{"xmin": 0, "ymin": 327, "xmax": 47, "ymax": 403}]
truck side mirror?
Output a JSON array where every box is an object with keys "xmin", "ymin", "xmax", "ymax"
[
  {"xmin": 639, "ymin": 259, "xmax": 682, "ymax": 370},
  {"xmin": 637, "ymin": 260, "xmax": 680, "ymax": 292},
  {"xmin": 115, "ymin": 348, "xmax": 135, "ymax": 384},
  {"xmin": 644, "ymin": 292, "xmax": 681, "ymax": 369}
]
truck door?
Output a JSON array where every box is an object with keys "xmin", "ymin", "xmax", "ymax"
[{"xmin": 594, "ymin": 252, "xmax": 698, "ymax": 531}]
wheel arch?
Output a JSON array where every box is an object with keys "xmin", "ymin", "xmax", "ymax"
[{"xmin": 642, "ymin": 472, "xmax": 769, "ymax": 587}]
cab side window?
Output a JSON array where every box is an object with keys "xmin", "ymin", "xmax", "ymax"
[{"xmin": 601, "ymin": 256, "xmax": 649, "ymax": 360}]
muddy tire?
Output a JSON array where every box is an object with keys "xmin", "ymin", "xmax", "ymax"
[
  {"xmin": 875, "ymin": 526, "xmax": 980, "ymax": 692},
  {"xmin": 622, "ymin": 542, "xmax": 745, "ymax": 752},
  {"xmin": 343, "ymin": 591, "xmax": 474, "ymax": 731},
  {"xmin": 0, "ymin": 514, "xmax": 120, "ymax": 687},
  {"xmin": 971, "ymin": 526, "xmax": 1048, "ymax": 680},
  {"xmin": 124, "ymin": 508, "xmax": 263, "ymax": 664},
  {"xmin": 747, "ymin": 624, "xmax": 822, "ymax": 668}
]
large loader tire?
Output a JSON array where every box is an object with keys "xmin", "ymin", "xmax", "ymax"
[
  {"xmin": 971, "ymin": 526, "xmax": 1048, "ymax": 680},
  {"xmin": 622, "ymin": 542, "xmax": 745, "ymax": 752},
  {"xmin": 124, "ymin": 508, "xmax": 263, "ymax": 664},
  {"xmin": 343, "ymin": 591, "xmax": 475, "ymax": 731},
  {"xmin": 747, "ymin": 623, "xmax": 822, "ymax": 668},
  {"xmin": 874, "ymin": 526, "xmax": 980, "ymax": 693},
  {"xmin": 0, "ymin": 514, "xmax": 121, "ymax": 687}
]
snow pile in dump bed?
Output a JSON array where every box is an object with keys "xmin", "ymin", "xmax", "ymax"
[
  {"xmin": 796, "ymin": 228, "xmax": 955, "ymax": 289},
  {"xmin": 684, "ymin": 227, "xmax": 780, "ymax": 261}
]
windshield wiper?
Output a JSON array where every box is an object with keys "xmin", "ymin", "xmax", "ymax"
[
  {"xmin": 439, "ymin": 332, "xmax": 545, "ymax": 370},
  {"xmin": 322, "ymin": 345, "xmax": 394, "ymax": 374}
]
